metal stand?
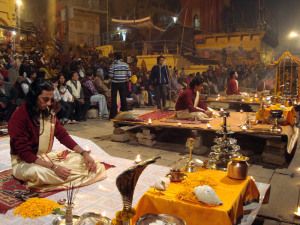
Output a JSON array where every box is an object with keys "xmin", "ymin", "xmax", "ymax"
[{"xmin": 207, "ymin": 110, "xmax": 243, "ymax": 171}]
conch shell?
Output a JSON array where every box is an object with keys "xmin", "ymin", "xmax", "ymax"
[{"xmin": 194, "ymin": 185, "xmax": 223, "ymax": 205}]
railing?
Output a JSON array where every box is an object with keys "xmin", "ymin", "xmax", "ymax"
[
  {"xmin": 34, "ymin": 25, "xmax": 63, "ymax": 53},
  {"xmin": 132, "ymin": 40, "xmax": 220, "ymax": 63},
  {"xmin": 52, "ymin": 38, "xmax": 63, "ymax": 53},
  {"xmin": 72, "ymin": 0, "xmax": 101, "ymax": 10},
  {"xmin": 222, "ymin": 22, "xmax": 278, "ymax": 41}
]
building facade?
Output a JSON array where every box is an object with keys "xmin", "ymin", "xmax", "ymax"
[
  {"xmin": 56, "ymin": 0, "xmax": 106, "ymax": 48},
  {"xmin": 0, "ymin": 0, "xmax": 16, "ymax": 44},
  {"xmin": 180, "ymin": 0, "xmax": 278, "ymax": 65}
]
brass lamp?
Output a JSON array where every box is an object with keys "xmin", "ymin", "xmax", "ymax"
[{"xmin": 182, "ymin": 138, "xmax": 196, "ymax": 173}]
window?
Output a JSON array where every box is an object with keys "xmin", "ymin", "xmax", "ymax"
[{"xmin": 194, "ymin": 14, "xmax": 200, "ymax": 29}]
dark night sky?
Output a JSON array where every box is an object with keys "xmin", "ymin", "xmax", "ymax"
[{"xmin": 270, "ymin": 0, "xmax": 300, "ymax": 56}]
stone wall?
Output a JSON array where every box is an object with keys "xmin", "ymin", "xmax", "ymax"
[{"xmin": 194, "ymin": 31, "xmax": 275, "ymax": 65}]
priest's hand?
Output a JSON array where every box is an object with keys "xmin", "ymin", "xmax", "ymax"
[
  {"xmin": 83, "ymin": 153, "xmax": 97, "ymax": 173},
  {"xmin": 55, "ymin": 166, "xmax": 72, "ymax": 180},
  {"xmin": 205, "ymin": 110, "xmax": 213, "ymax": 118}
]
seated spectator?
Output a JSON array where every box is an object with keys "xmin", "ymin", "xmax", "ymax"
[
  {"xmin": 207, "ymin": 70, "xmax": 219, "ymax": 94},
  {"xmin": 186, "ymin": 74, "xmax": 193, "ymax": 87},
  {"xmin": 141, "ymin": 72, "xmax": 154, "ymax": 106},
  {"xmin": 66, "ymin": 71, "xmax": 90, "ymax": 121},
  {"xmin": 170, "ymin": 70, "xmax": 183, "ymax": 98},
  {"xmin": 129, "ymin": 75, "xmax": 144, "ymax": 107},
  {"xmin": 58, "ymin": 74, "xmax": 78, "ymax": 124},
  {"xmin": 180, "ymin": 67, "xmax": 187, "ymax": 78},
  {"xmin": 0, "ymin": 74, "xmax": 17, "ymax": 125},
  {"xmin": 52, "ymin": 79, "xmax": 73, "ymax": 125},
  {"xmin": 94, "ymin": 71, "xmax": 111, "ymax": 100},
  {"xmin": 14, "ymin": 76, "xmax": 25, "ymax": 106},
  {"xmin": 7, "ymin": 60, "xmax": 18, "ymax": 84},
  {"xmin": 21, "ymin": 70, "xmax": 37, "ymax": 96},
  {"xmin": 81, "ymin": 69, "xmax": 108, "ymax": 118},
  {"xmin": 137, "ymin": 76, "xmax": 149, "ymax": 106},
  {"xmin": 37, "ymin": 70, "xmax": 48, "ymax": 79},
  {"xmin": 0, "ymin": 64, "xmax": 8, "ymax": 82}
]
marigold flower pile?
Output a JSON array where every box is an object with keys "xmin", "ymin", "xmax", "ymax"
[
  {"xmin": 111, "ymin": 208, "xmax": 136, "ymax": 225},
  {"xmin": 14, "ymin": 197, "xmax": 60, "ymax": 219},
  {"xmin": 177, "ymin": 174, "xmax": 217, "ymax": 201}
]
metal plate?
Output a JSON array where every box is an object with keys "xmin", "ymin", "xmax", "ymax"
[
  {"xmin": 136, "ymin": 213, "xmax": 186, "ymax": 225},
  {"xmin": 76, "ymin": 212, "xmax": 111, "ymax": 225},
  {"xmin": 53, "ymin": 215, "xmax": 79, "ymax": 225}
]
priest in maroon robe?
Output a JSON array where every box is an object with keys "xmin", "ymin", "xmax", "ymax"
[
  {"xmin": 226, "ymin": 71, "xmax": 242, "ymax": 95},
  {"xmin": 175, "ymin": 77, "xmax": 213, "ymax": 120},
  {"xmin": 8, "ymin": 79, "xmax": 106, "ymax": 191}
]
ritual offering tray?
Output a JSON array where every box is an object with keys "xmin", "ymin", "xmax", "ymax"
[
  {"xmin": 136, "ymin": 213, "xmax": 186, "ymax": 225},
  {"xmin": 269, "ymin": 110, "xmax": 284, "ymax": 133},
  {"xmin": 53, "ymin": 215, "xmax": 79, "ymax": 225}
]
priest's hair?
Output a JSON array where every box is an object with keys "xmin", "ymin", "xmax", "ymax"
[
  {"xmin": 26, "ymin": 78, "xmax": 54, "ymax": 118},
  {"xmin": 190, "ymin": 76, "xmax": 204, "ymax": 89}
]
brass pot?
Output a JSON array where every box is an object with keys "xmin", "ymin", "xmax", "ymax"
[{"xmin": 227, "ymin": 156, "xmax": 249, "ymax": 180}]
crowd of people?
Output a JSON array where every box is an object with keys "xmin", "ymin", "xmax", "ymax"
[
  {"xmin": 0, "ymin": 47, "xmax": 113, "ymax": 125},
  {"xmin": 0, "ymin": 45, "xmax": 272, "ymax": 126}
]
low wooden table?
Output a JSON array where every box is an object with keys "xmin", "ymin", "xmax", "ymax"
[
  {"xmin": 203, "ymin": 96, "xmax": 261, "ymax": 112},
  {"xmin": 131, "ymin": 169, "xmax": 264, "ymax": 225},
  {"xmin": 113, "ymin": 111, "xmax": 298, "ymax": 164}
]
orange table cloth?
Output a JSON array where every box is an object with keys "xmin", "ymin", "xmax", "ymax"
[
  {"xmin": 264, "ymin": 106, "xmax": 296, "ymax": 125},
  {"xmin": 132, "ymin": 169, "xmax": 259, "ymax": 225}
]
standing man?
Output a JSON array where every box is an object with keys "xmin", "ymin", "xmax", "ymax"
[
  {"xmin": 109, "ymin": 52, "xmax": 131, "ymax": 119},
  {"xmin": 150, "ymin": 55, "xmax": 169, "ymax": 110}
]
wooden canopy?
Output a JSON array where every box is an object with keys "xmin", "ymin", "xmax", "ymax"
[{"xmin": 270, "ymin": 52, "xmax": 300, "ymax": 99}]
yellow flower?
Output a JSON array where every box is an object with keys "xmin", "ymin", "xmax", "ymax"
[
  {"xmin": 14, "ymin": 197, "xmax": 60, "ymax": 219},
  {"xmin": 111, "ymin": 208, "xmax": 136, "ymax": 224}
]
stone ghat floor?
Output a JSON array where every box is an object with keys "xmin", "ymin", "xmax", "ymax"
[{"xmin": 65, "ymin": 107, "xmax": 300, "ymax": 225}]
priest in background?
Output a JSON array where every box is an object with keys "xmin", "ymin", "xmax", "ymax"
[{"xmin": 175, "ymin": 76, "xmax": 213, "ymax": 121}]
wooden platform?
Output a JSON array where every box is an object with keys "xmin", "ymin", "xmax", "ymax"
[{"xmin": 113, "ymin": 111, "xmax": 299, "ymax": 165}]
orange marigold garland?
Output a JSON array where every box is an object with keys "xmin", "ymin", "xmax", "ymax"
[
  {"xmin": 13, "ymin": 197, "xmax": 60, "ymax": 219},
  {"xmin": 111, "ymin": 208, "xmax": 136, "ymax": 225}
]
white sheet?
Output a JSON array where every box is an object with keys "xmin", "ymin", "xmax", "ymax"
[{"xmin": 0, "ymin": 136, "xmax": 269, "ymax": 225}]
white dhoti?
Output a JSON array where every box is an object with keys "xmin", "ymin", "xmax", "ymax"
[
  {"xmin": 175, "ymin": 110, "xmax": 208, "ymax": 121},
  {"xmin": 11, "ymin": 113, "xmax": 106, "ymax": 192}
]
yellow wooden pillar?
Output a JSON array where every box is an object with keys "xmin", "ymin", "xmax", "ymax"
[
  {"xmin": 291, "ymin": 60, "xmax": 293, "ymax": 96},
  {"xmin": 298, "ymin": 69, "xmax": 300, "ymax": 101},
  {"xmin": 283, "ymin": 56, "xmax": 287, "ymax": 93},
  {"xmin": 275, "ymin": 67, "xmax": 278, "ymax": 94}
]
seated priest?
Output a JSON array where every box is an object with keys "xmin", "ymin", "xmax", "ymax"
[
  {"xmin": 8, "ymin": 79, "xmax": 106, "ymax": 191},
  {"xmin": 175, "ymin": 76, "xmax": 214, "ymax": 121},
  {"xmin": 226, "ymin": 71, "xmax": 249, "ymax": 98}
]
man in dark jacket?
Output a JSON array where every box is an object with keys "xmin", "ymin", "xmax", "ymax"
[{"xmin": 150, "ymin": 55, "xmax": 169, "ymax": 109}]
